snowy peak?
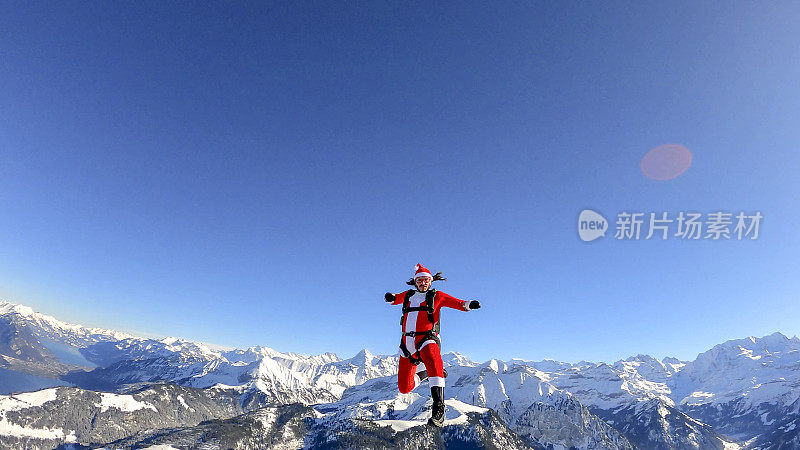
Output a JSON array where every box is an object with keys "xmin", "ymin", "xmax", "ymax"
[
  {"xmin": 222, "ymin": 345, "xmax": 287, "ymax": 364},
  {"xmin": 0, "ymin": 301, "xmax": 36, "ymax": 317},
  {"xmin": 442, "ymin": 351, "xmax": 478, "ymax": 367},
  {"xmin": 661, "ymin": 356, "xmax": 687, "ymax": 371},
  {"xmin": 0, "ymin": 300, "xmax": 138, "ymax": 347},
  {"xmin": 709, "ymin": 332, "xmax": 800, "ymax": 360},
  {"xmin": 524, "ymin": 358, "xmax": 576, "ymax": 373},
  {"xmin": 479, "ymin": 359, "xmax": 506, "ymax": 375},
  {"xmin": 613, "ymin": 353, "xmax": 684, "ymax": 384},
  {"xmin": 682, "ymin": 332, "xmax": 800, "ymax": 379},
  {"xmin": 159, "ymin": 337, "xmax": 224, "ymax": 360},
  {"xmin": 351, "ymin": 348, "xmax": 373, "ymax": 365}
]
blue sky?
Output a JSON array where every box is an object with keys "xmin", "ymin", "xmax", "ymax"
[{"xmin": 1, "ymin": 2, "xmax": 798, "ymax": 364}]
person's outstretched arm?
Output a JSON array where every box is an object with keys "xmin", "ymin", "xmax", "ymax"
[
  {"xmin": 438, "ymin": 291, "xmax": 481, "ymax": 311},
  {"xmin": 385, "ymin": 292, "xmax": 405, "ymax": 305}
]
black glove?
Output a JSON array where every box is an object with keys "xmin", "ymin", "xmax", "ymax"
[
  {"xmin": 385, "ymin": 292, "xmax": 395, "ymax": 303},
  {"xmin": 469, "ymin": 301, "xmax": 481, "ymax": 310}
]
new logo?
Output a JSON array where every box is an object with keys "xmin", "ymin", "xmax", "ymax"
[{"xmin": 578, "ymin": 209, "xmax": 608, "ymax": 242}]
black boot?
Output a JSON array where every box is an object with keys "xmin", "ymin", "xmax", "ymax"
[{"xmin": 427, "ymin": 386, "xmax": 445, "ymax": 427}]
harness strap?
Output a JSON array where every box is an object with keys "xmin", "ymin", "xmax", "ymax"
[
  {"xmin": 399, "ymin": 329, "xmax": 441, "ymax": 365},
  {"xmin": 399, "ymin": 338, "xmax": 422, "ymax": 364},
  {"xmin": 403, "ymin": 330, "xmax": 434, "ymax": 337}
]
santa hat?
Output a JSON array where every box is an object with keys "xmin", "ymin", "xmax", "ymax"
[{"xmin": 414, "ymin": 263, "xmax": 433, "ymax": 279}]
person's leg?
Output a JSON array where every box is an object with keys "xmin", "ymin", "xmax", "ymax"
[
  {"xmin": 397, "ymin": 356, "xmax": 419, "ymax": 394},
  {"xmin": 419, "ymin": 342, "xmax": 446, "ymax": 426},
  {"xmin": 418, "ymin": 343, "xmax": 445, "ymax": 388}
]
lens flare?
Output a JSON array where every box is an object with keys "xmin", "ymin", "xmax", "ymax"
[{"xmin": 641, "ymin": 144, "xmax": 692, "ymax": 180}]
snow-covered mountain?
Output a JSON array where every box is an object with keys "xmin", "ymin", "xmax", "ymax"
[
  {"xmin": 669, "ymin": 333, "xmax": 800, "ymax": 444},
  {"xmin": 67, "ymin": 343, "xmax": 401, "ymax": 409},
  {"xmin": 500, "ymin": 334, "xmax": 800, "ymax": 448},
  {"xmin": 1, "ymin": 300, "xmax": 799, "ymax": 448},
  {"xmin": 0, "ymin": 383, "xmax": 243, "ymax": 448},
  {"xmin": 319, "ymin": 358, "xmax": 637, "ymax": 449},
  {"xmin": 0, "ymin": 302, "xmax": 136, "ymax": 347},
  {"xmin": 102, "ymin": 402, "xmax": 536, "ymax": 449},
  {"xmin": 0, "ymin": 300, "xmax": 399, "ymax": 408}
]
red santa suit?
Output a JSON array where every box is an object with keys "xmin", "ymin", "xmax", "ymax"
[{"xmin": 389, "ymin": 284, "xmax": 471, "ymax": 393}]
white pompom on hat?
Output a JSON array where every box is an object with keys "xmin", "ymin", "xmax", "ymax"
[{"xmin": 414, "ymin": 263, "xmax": 433, "ymax": 280}]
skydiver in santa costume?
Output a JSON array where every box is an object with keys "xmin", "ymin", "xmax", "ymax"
[{"xmin": 384, "ymin": 263, "xmax": 482, "ymax": 427}]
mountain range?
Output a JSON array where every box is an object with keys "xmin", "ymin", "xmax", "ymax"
[{"xmin": 0, "ymin": 300, "xmax": 798, "ymax": 449}]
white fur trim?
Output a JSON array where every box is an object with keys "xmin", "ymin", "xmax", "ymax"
[
  {"xmin": 414, "ymin": 271, "xmax": 432, "ymax": 279},
  {"xmin": 463, "ymin": 301, "xmax": 470, "ymax": 311},
  {"xmin": 418, "ymin": 339, "xmax": 436, "ymax": 351},
  {"xmin": 429, "ymin": 376, "xmax": 445, "ymax": 387}
]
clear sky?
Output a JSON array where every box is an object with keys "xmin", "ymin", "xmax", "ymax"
[{"xmin": 1, "ymin": 2, "xmax": 798, "ymax": 364}]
